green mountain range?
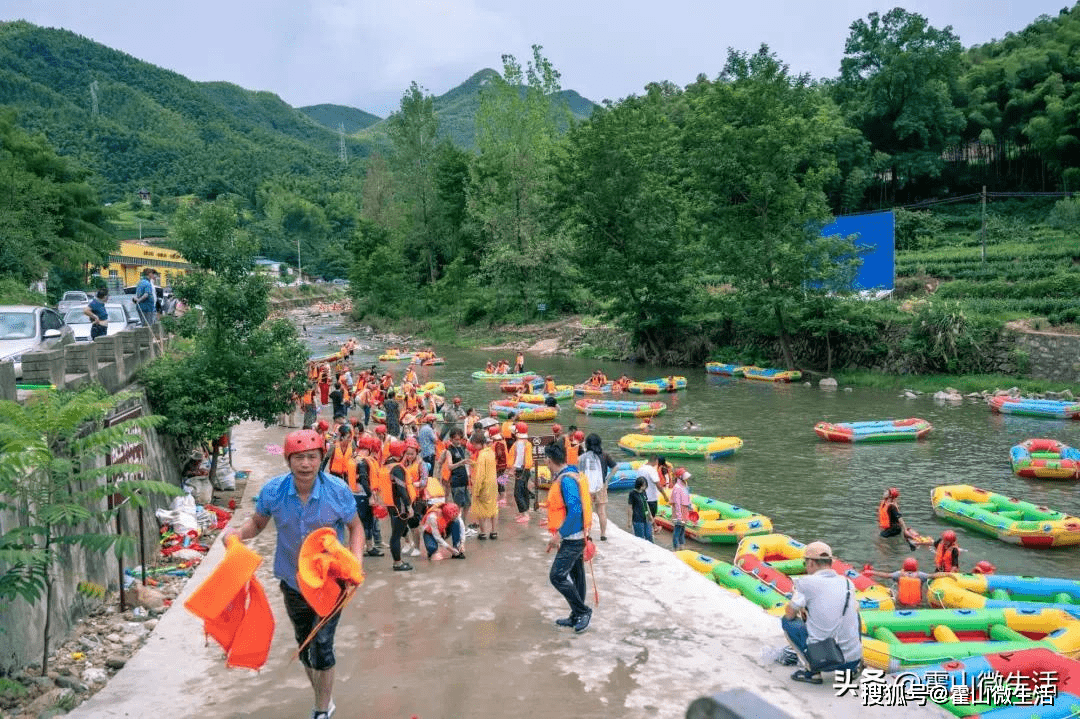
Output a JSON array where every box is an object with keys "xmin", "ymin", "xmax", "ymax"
[{"xmin": 298, "ymin": 103, "xmax": 382, "ymax": 134}]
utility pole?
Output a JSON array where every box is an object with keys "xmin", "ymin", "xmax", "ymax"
[{"xmin": 980, "ymin": 185, "xmax": 987, "ymax": 264}]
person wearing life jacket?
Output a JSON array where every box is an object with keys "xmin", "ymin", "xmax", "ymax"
[
  {"xmin": 933, "ymin": 530, "xmax": 961, "ymax": 572},
  {"xmin": 436, "ymin": 428, "xmax": 474, "ymax": 531},
  {"xmin": 315, "ymin": 419, "xmax": 333, "ymax": 452},
  {"xmin": 422, "ymin": 502, "xmax": 466, "ymax": 559},
  {"xmin": 301, "ymin": 384, "xmax": 319, "ymax": 430},
  {"xmin": 328, "ymin": 424, "xmax": 358, "ymax": 490},
  {"xmin": 500, "ymin": 413, "xmax": 517, "ymax": 449},
  {"xmin": 222, "ymin": 430, "xmax": 363, "ymax": 719},
  {"xmin": 354, "ymin": 436, "xmax": 383, "ymax": 557},
  {"xmin": 510, "ymin": 422, "xmax": 534, "ymax": 523},
  {"xmin": 597, "ymin": 370, "xmax": 609, "ymax": 386},
  {"xmin": 514, "ymin": 352, "xmax": 525, "ymax": 373},
  {"xmin": 972, "ymin": 560, "xmax": 996, "ymax": 575},
  {"xmin": 877, "ymin": 487, "xmax": 910, "ymax": 539},
  {"xmin": 543, "ymin": 375, "xmax": 557, "ymax": 394},
  {"xmin": 378, "ymin": 439, "xmax": 414, "ymax": 571},
  {"xmin": 402, "ymin": 438, "xmax": 427, "ymax": 556},
  {"xmin": 485, "ymin": 361, "xmax": 496, "ymax": 374},
  {"xmin": 403, "ymin": 366, "xmax": 418, "ymax": 386},
  {"xmin": 866, "ymin": 558, "xmax": 953, "ymax": 608},
  {"xmin": 318, "ymin": 373, "xmax": 331, "ymax": 407},
  {"xmin": 381, "ymin": 372, "xmax": 394, "ymax": 391},
  {"xmin": 496, "ymin": 360, "xmax": 510, "ymax": 375},
  {"xmin": 551, "ymin": 424, "xmax": 564, "ymax": 450},
  {"xmin": 567, "ymin": 429, "xmax": 584, "ymax": 467},
  {"xmin": 544, "ymin": 441, "xmax": 593, "ymax": 633}
]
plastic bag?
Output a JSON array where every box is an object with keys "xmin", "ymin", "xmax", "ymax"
[{"xmin": 184, "ymin": 476, "xmax": 213, "ymax": 505}]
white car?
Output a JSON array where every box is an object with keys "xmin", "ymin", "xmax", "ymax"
[
  {"xmin": 0, "ymin": 306, "xmax": 75, "ymax": 379},
  {"xmin": 57, "ymin": 291, "xmax": 90, "ymax": 314},
  {"xmin": 63, "ymin": 303, "xmax": 138, "ymax": 341}
]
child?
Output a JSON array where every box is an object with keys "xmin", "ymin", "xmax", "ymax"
[
  {"xmin": 865, "ymin": 558, "xmax": 953, "ymax": 608},
  {"xmin": 669, "ymin": 469, "xmax": 691, "ymax": 551},
  {"xmin": 628, "ymin": 477, "xmax": 653, "ymax": 542}
]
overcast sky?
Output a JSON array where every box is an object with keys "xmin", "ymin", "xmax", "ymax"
[{"xmin": 7, "ymin": 1, "xmax": 1069, "ymax": 117}]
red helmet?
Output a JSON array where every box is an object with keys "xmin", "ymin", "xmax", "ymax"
[
  {"xmin": 404, "ymin": 437, "xmax": 420, "ymax": 451},
  {"xmin": 902, "ymin": 557, "xmax": 918, "ymax": 572},
  {"xmin": 424, "ymin": 414, "xmax": 437, "ymax": 423},
  {"xmin": 942, "ymin": 530, "xmax": 957, "ymax": 543},
  {"xmin": 887, "ymin": 487, "xmax": 900, "ymax": 498},
  {"xmin": 316, "ymin": 419, "xmax": 330, "ymax": 432},
  {"xmin": 551, "ymin": 424, "xmax": 563, "ymax": 434},
  {"xmin": 515, "ymin": 421, "xmax": 528, "ymax": 435},
  {"xmin": 387, "ymin": 440, "xmax": 407, "ymax": 460},
  {"xmin": 974, "ymin": 560, "xmax": 996, "ymax": 574},
  {"xmin": 284, "ymin": 430, "xmax": 324, "ymax": 459},
  {"xmin": 441, "ymin": 503, "xmax": 461, "ymax": 522},
  {"xmin": 359, "ymin": 436, "xmax": 380, "ymax": 452},
  {"xmin": 572, "ymin": 430, "xmax": 585, "ymax": 442},
  {"xmin": 349, "ymin": 417, "xmax": 360, "ymax": 426},
  {"xmin": 486, "ymin": 425, "xmax": 501, "ymax": 438},
  {"xmin": 374, "ymin": 424, "xmax": 387, "ymax": 435},
  {"xmin": 453, "ymin": 396, "xmax": 461, "ymax": 403}
]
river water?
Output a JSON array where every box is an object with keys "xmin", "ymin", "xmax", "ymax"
[{"xmin": 305, "ymin": 321, "xmax": 1080, "ymax": 581}]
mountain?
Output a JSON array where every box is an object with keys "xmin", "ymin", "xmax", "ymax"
[
  {"xmin": 299, "ymin": 103, "xmax": 382, "ymax": 133},
  {"xmin": 358, "ymin": 68, "xmax": 598, "ymax": 149},
  {"xmin": 0, "ymin": 21, "xmax": 371, "ymax": 200}
]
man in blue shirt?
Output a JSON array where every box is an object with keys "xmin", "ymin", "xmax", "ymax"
[
  {"xmin": 544, "ymin": 442, "xmax": 592, "ymax": 634},
  {"xmin": 83, "ymin": 288, "xmax": 110, "ymax": 340},
  {"xmin": 224, "ymin": 430, "xmax": 363, "ymax": 719},
  {"xmin": 134, "ymin": 268, "xmax": 157, "ymax": 325}
]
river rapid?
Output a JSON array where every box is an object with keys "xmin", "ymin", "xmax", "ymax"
[{"xmin": 305, "ymin": 319, "xmax": 1080, "ymax": 581}]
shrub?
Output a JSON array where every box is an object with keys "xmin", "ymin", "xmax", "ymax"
[
  {"xmin": 1047, "ymin": 196, "xmax": 1080, "ymax": 231},
  {"xmin": 894, "ymin": 208, "xmax": 945, "ymax": 251},
  {"xmin": 902, "ymin": 301, "xmax": 1001, "ymax": 374}
]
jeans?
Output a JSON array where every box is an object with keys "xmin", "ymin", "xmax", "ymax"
[
  {"xmin": 423, "ymin": 519, "xmax": 462, "ymax": 557},
  {"xmin": 633, "ymin": 521, "xmax": 653, "ymax": 542},
  {"xmin": 672, "ymin": 522, "xmax": 686, "ymax": 548},
  {"xmin": 549, "ymin": 538, "xmax": 588, "ymax": 618},
  {"xmin": 781, "ymin": 617, "xmax": 861, "ymax": 674},
  {"xmin": 362, "ymin": 405, "xmax": 370, "ymax": 425},
  {"xmin": 281, "ymin": 581, "xmax": 341, "ymax": 670},
  {"xmin": 514, "ymin": 469, "xmax": 531, "ymax": 513}
]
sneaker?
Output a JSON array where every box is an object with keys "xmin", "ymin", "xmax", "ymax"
[
  {"xmin": 555, "ymin": 615, "xmax": 577, "ymax": 628},
  {"xmin": 365, "ymin": 548, "xmax": 384, "ymax": 557},
  {"xmin": 465, "ymin": 528, "xmax": 478, "ymax": 537},
  {"xmin": 477, "ymin": 533, "xmax": 487, "ymax": 540},
  {"xmin": 489, "ymin": 532, "xmax": 498, "ymax": 540},
  {"xmin": 780, "ymin": 646, "xmax": 799, "ymax": 666},
  {"xmin": 409, "ymin": 547, "xmax": 421, "ymax": 557},
  {"xmin": 574, "ymin": 609, "xmax": 592, "ymax": 634},
  {"xmin": 393, "ymin": 562, "xmax": 413, "ymax": 571},
  {"xmin": 451, "ymin": 552, "xmax": 466, "ymax": 559},
  {"xmin": 375, "ymin": 541, "xmax": 387, "ymax": 548}
]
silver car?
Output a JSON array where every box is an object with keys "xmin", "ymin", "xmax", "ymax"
[
  {"xmin": 63, "ymin": 303, "xmax": 138, "ymax": 341},
  {"xmin": 57, "ymin": 291, "xmax": 90, "ymax": 314},
  {"xmin": 0, "ymin": 306, "xmax": 75, "ymax": 379}
]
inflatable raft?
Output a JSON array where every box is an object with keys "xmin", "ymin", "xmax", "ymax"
[
  {"xmin": 931, "ymin": 484, "xmax": 1080, "ymax": 548},
  {"xmin": 574, "ymin": 383, "xmax": 613, "ymax": 396},
  {"xmin": 705, "ymin": 363, "xmax": 748, "ymax": 376},
  {"xmin": 814, "ymin": 418, "xmax": 932, "ymax": 443},
  {"xmin": 471, "ymin": 371, "xmax": 534, "ymax": 382},
  {"xmin": 653, "ymin": 493, "xmax": 772, "ymax": 544},
  {"xmin": 928, "ymin": 573, "xmax": 1080, "ymax": 618},
  {"xmin": 618, "ymin": 434, "xmax": 742, "ymax": 460},
  {"xmin": 378, "ymin": 352, "xmax": 414, "ymax": 362},
  {"xmin": 488, "ymin": 400, "xmax": 558, "ymax": 422},
  {"xmin": 606, "ymin": 460, "xmax": 646, "ymax": 490},
  {"xmin": 626, "ymin": 376, "xmax": 687, "ymax": 394},
  {"xmin": 859, "ymin": 607, "xmax": 1080, "ymax": 672},
  {"xmin": 500, "ymin": 375, "xmax": 543, "ymax": 393},
  {"xmin": 990, "ymin": 396, "xmax": 1080, "ymax": 420},
  {"xmin": 1010, "ymin": 438, "xmax": 1080, "ymax": 480},
  {"xmin": 394, "ymin": 381, "xmax": 446, "ymax": 397},
  {"xmin": 574, "ymin": 399, "xmax": 667, "ymax": 418},
  {"xmin": 418, "ymin": 357, "xmax": 445, "ymax": 366},
  {"xmin": 897, "ymin": 648, "xmax": 1080, "ymax": 718},
  {"xmin": 742, "ymin": 366, "xmax": 802, "ymax": 383},
  {"xmin": 519, "ymin": 386, "xmax": 573, "ymax": 403}
]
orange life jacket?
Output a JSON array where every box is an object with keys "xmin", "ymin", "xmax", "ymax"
[
  {"xmin": 183, "ymin": 537, "xmax": 273, "ymax": 670},
  {"xmin": 544, "ymin": 379, "xmax": 556, "ymax": 393},
  {"xmin": 423, "ymin": 506, "xmax": 449, "ymax": 536},
  {"xmin": 405, "ymin": 369, "xmax": 417, "ymax": 384},
  {"xmin": 896, "ymin": 573, "xmax": 923, "ymax": 606},
  {"xmin": 381, "ymin": 375, "xmax": 393, "ymax": 390},
  {"xmin": 565, "ymin": 437, "xmax": 579, "ymax": 466},
  {"xmin": 330, "ymin": 443, "xmax": 357, "ymax": 491},
  {"xmin": 546, "ymin": 468, "xmax": 593, "ymax": 536},
  {"xmin": 501, "ymin": 420, "xmax": 515, "ymax": 439},
  {"xmin": 404, "ymin": 461, "xmax": 420, "ymax": 501},
  {"xmin": 358, "ymin": 456, "xmax": 378, "ymax": 496},
  {"xmin": 297, "ymin": 528, "xmax": 364, "ymax": 617},
  {"xmin": 935, "ymin": 542, "xmax": 957, "ymax": 572},
  {"xmin": 406, "ymin": 394, "xmax": 420, "ymax": 412},
  {"xmin": 373, "ymin": 462, "xmax": 400, "ymax": 507},
  {"xmin": 513, "ymin": 438, "xmax": 534, "ymax": 470},
  {"xmin": 878, "ymin": 501, "xmax": 893, "ymax": 530},
  {"xmin": 302, "ymin": 390, "xmax": 315, "ymax": 407}
]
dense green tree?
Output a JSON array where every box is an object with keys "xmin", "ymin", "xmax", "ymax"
[
  {"xmin": 835, "ymin": 8, "xmax": 965, "ymax": 198},
  {"xmin": 140, "ymin": 200, "xmax": 307, "ymax": 475},
  {"xmin": 685, "ymin": 47, "xmax": 862, "ymax": 368},
  {"xmin": 388, "ymin": 82, "xmax": 441, "ymax": 283},
  {"xmin": 558, "ymin": 86, "xmax": 699, "ymax": 358}
]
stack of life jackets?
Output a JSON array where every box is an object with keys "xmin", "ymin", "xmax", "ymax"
[{"xmin": 184, "ymin": 536, "xmax": 274, "ymax": 670}]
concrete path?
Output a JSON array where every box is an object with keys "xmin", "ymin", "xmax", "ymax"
[{"xmin": 71, "ymin": 421, "xmax": 950, "ymax": 719}]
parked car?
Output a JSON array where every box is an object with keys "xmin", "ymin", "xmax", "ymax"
[
  {"xmin": 0, "ymin": 305, "xmax": 75, "ymax": 379},
  {"xmin": 63, "ymin": 303, "xmax": 139, "ymax": 341},
  {"xmin": 113, "ymin": 296, "xmax": 145, "ymax": 327},
  {"xmin": 57, "ymin": 290, "xmax": 90, "ymax": 314},
  {"xmin": 122, "ymin": 285, "xmax": 176, "ymax": 316}
]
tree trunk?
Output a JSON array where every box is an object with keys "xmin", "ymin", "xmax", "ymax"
[
  {"xmin": 41, "ymin": 534, "xmax": 52, "ymax": 674},
  {"xmin": 208, "ymin": 444, "xmax": 220, "ymax": 484},
  {"xmin": 773, "ymin": 303, "xmax": 795, "ymax": 370}
]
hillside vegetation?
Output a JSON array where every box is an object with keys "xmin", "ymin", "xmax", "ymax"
[{"xmin": 299, "ymin": 103, "xmax": 382, "ymax": 133}]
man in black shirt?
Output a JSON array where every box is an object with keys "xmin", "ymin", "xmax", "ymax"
[
  {"xmin": 328, "ymin": 385, "xmax": 346, "ymax": 420},
  {"xmin": 384, "ymin": 390, "xmax": 402, "ymax": 438}
]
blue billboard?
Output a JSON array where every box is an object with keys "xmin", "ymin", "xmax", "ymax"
[{"xmin": 822, "ymin": 211, "xmax": 895, "ymax": 291}]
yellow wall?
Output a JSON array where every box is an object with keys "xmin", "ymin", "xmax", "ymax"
[{"xmin": 103, "ymin": 240, "xmax": 193, "ymax": 287}]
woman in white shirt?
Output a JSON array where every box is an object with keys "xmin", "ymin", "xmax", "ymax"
[{"xmin": 579, "ymin": 434, "xmax": 617, "ymax": 541}]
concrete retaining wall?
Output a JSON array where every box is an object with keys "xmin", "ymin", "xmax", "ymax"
[
  {"xmin": 1009, "ymin": 329, "xmax": 1080, "ymax": 384},
  {"xmin": 0, "ymin": 394, "xmax": 182, "ymax": 673}
]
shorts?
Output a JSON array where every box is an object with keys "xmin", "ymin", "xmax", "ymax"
[
  {"xmin": 590, "ymin": 486, "xmax": 608, "ymax": 505},
  {"xmin": 451, "ymin": 485, "xmax": 471, "ymax": 510},
  {"xmin": 880, "ymin": 526, "xmax": 902, "ymax": 538},
  {"xmin": 281, "ymin": 580, "xmax": 341, "ymax": 670}
]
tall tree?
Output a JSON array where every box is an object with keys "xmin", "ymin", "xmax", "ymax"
[
  {"xmin": 835, "ymin": 8, "xmax": 965, "ymax": 198},
  {"xmin": 685, "ymin": 47, "xmax": 862, "ymax": 368},
  {"xmin": 469, "ymin": 45, "xmax": 572, "ymax": 315},
  {"xmin": 387, "ymin": 82, "xmax": 440, "ymax": 283}
]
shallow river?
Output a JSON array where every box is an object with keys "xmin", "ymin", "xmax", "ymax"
[{"xmin": 306, "ymin": 322, "xmax": 1080, "ymax": 581}]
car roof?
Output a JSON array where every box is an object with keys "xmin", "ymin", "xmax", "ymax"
[{"xmin": 0, "ymin": 305, "xmax": 45, "ymax": 312}]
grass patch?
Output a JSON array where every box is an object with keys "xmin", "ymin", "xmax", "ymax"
[{"xmin": 836, "ymin": 370, "xmax": 1080, "ymax": 396}]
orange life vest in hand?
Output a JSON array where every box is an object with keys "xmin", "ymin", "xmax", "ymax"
[
  {"xmin": 546, "ymin": 468, "xmax": 593, "ymax": 536},
  {"xmin": 297, "ymin": 528, "xmax": 364, "ymax": 617},
  {"xmin": 896, "ymin": 573, "xmax": 923, "ymax": 606}
]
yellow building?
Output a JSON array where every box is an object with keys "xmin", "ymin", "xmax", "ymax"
[{"xmin": 103, "ymin": 240, "xmax": 193, "ymax": 288}]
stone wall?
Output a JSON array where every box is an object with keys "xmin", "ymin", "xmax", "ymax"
[
  {"xmin": 0, "ymin": 394, "xmax": 181, "ymax": 673},
  {"xmin": 1008, "ymin": 328, "xmax": 1080, "ymax": 384}
]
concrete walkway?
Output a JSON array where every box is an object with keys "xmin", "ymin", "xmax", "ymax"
[{"xmin": 71, "ymin": 421, "xmax": 950, "ymax": 719}]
